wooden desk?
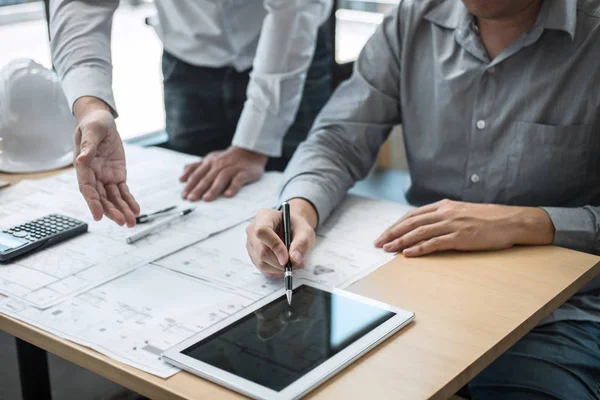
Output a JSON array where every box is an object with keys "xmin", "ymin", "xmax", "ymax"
[
  {"xmin": 1, "ymin": 169, "xmax": 71, "ymax": 186},
  {"xmin": 1, "ymin": 172, "xmax": 600, "ymax": 400}
]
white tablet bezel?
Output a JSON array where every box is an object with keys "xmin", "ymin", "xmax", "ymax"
[{"xmin": 162, "ymin": 279, "xmax": 414, "ymax": 400}]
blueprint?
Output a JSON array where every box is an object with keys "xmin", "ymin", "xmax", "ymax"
[
  {"xmin": 0, "ymin": 165, "xmax": 414, "ymax": 377},
  {"xmin": 0, "ymin": 145, "xmax": 282, "ymax": 308},
  {"xmin": 155, "ymin": 194, "xmax": 415, "ymax": 299},
  {"xmin": 0, "ymin": 265, "xmax": 253, "ymax": 377},
  {"xmin": 153, "ymin": 223, "xmax": 396, "ymax": 301}
]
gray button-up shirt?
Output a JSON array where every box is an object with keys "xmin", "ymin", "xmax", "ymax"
[
  {"xmin": 281, "ymin": 0, "xmax": 600, "ymax": 323},
  {"xmin": 49, "ymin": 0, "xmax": 332, "ymax": 157}
]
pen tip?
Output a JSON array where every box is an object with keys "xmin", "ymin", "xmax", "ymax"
[{"xmin": 286, "ymin": 291, "xmax": 292, "ymax": 306}]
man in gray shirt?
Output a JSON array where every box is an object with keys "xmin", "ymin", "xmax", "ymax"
[
  {"xmin": 246, "ymin": 0, "xmax": 600, "ymax": 397},
  {"xmin": 50, "ymin": 0, "xmax": 332, "ymax": 227}
]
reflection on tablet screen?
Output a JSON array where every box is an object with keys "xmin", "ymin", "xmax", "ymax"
[{"xmin": 181, "ymin": 285, "xmax": 395, "ymax": 392}]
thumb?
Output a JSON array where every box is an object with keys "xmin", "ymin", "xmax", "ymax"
[
  {"xmin": 76, "ymin": 124, "xmax": 104, "ymax": 166},
  {"xmin": 289, "ymin": 226, "xmax": 315, "ymax": 266}
]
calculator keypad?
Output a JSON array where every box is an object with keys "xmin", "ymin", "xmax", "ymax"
[{"xmin": 2, "ymin": 214, "xmax": 83, "ymax": 242}]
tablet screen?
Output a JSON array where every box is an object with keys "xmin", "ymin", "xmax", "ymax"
[{"xmin": 181, "ymin": 285, "xmax": 395, "ymax": 392}]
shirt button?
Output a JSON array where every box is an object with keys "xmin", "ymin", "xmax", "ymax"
[
  {"xmin": 488, "ymin": 66, "xmax": 496, "ymax": 73},
  {"xmin": 471, "ymin": 173, "xmax": 481, "ymax": 183},
  {"xmin": 476, "ymin": 120, "xmax": 486, "ymax": 129}
]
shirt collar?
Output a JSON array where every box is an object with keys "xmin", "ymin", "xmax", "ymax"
[
  {"xmin": 424, "ymin": 0, "xmax": 577, "ymax": 41},
  {"xmin": 423, "ymin": 0, "xmax": 468, "ymax": 30},
  {"xmin": 543, "ymin": 0, "xmax": 577, "ymax": 41}
]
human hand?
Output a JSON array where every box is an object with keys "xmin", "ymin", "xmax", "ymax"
[
  {"xmin": 374, "ymin": 199, "xmax": 555, "ymax": 257},
  {"xmin": 179, "ymin": 146, "xmax": 268, "ymax": 202},
  {"xmin": 73, "ymin": 97, "xmax": 140, "ymax": 227},
  {"xmin": 246, "ymin": 199, "xmax": 318, "ymax": 278}
]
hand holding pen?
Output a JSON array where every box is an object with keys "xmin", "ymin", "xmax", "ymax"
[
  {"xmin": 282, "ymin": 202, "xmax": 294, "ymax": 305},
  {"xmin": 244, "ymin": 199, "xmax": 318, "ymax": 285}
]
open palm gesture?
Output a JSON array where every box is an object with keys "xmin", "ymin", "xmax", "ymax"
[{"xmin": 74, "ymin": 109, "xmax": 140, "ymax": 227}]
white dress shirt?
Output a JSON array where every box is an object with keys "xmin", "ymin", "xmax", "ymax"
[{"xmin": 49, "ymin": 0, "xmax": 332, "ymax": 156}]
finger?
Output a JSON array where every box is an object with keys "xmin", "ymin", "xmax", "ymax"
[
  {"xmin": 375, "ymin": 212, "xmax": 444, "ymax": 248},
  {"xmin": 202, "ymin": 168, "xmax": 236, "ymax": 201},
  {"xmin": 97, "ymin": 183, "xmax": 126, "ymax": 226},
  {"xmin": 256, "ymin": 226, "xmax": 288, "ymax": 266},
  {"xmin": 260, "ymin": 264, "xmax": 285, "ymax": 278},
  {"xmin": 403, "ymin": 233, "xmax": 458, "ymax": 257},
  {"xmin": 75, "ymin": 161, "xmax": 103, "ymax": 221},
  {"xmin": 258, "ymin": 243, "xmax": 284, "ymax": 272},
  {"xmin": 187, "ymin": 166, "xmax": 220, "ymax": 201},
  {"xmin": 378, "ymin": 202, "xmax": 442, "ymax": 241},
  {"xmin": 291, "ymin": 262, "xmax": 306, "ymax": 270},
  {"xmin": 106, "ymin": 184, "xmax": 136, "ymax": 227},
  {"xmin": 288, "ymin": 228, "xmax": 315, "ymax": 267},
  {"xmin": 182, "ymin": 162, "xmax": 211, "ymax": 199},
  {"xmin": 179, "ymin": 161, "xmax": 202, "ymax": 182},
  {"xmin": 73, "ymin": 126, "xmax": 83, "ymax": 164},
  {"xmin": 224, "ymin": 172, "xmax": 252, "ymax": 198},
  {"xmin": 246, "ymin": 240, "xmax": 283, "ymax": 276},
  {"xmin": 382, "ymin": 222, "xmax": 451, "ymax": 252},
  {"xmin": 246, "ymin": 238, "xmax": 262, "ymax": 269},
  {"xmin": 118, "ymin": 182, "xmax": 141, "ymax": 216},
  {"xmin": 76, "ymin": 124, "xmax": 104, "ymax": 166}
]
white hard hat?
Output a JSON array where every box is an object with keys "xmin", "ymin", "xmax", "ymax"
[{"xmin": 0, "ymin": 59, "xmax": 75, "ymax": 173}]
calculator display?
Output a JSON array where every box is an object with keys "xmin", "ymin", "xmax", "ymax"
[{"xmin": 0, "ymin": 233, "xmax": 27, "ymax": 252}]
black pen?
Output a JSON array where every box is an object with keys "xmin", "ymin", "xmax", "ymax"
[
  {"xmin": 282, "ymin": 201, "xmax": 293, "ymax": 305},
  {"xmin": 136, "ymin": 205, "xmax": 177, "ymax": 224}
]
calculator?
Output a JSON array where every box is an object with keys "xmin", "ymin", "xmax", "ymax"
[{"xmin": 0, "ymin": 214, "xmax": 88, "ymax": 263}]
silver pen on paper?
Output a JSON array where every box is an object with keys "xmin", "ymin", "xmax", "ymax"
[{"xmin": 126, "ymin": 208, "xmax": 195, "ymax": 244}]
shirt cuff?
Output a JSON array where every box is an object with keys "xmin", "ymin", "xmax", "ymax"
[
  {"xmin": 61, "ymin": 66, "xmax": 117, "ymax": 117},
  {"xmin": 279, "ymin": 178, "xmax": 338, "ymax": 227},
  {"xmin": 232, "ymin": 105, "xmax": 287, "ymax": 157},
  {"xmin": 542, "ymin": 207, "xmax": 597, "ymax": 253}
]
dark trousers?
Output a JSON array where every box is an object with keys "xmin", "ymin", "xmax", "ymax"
[
  {"xmin": 467, "ymin": 319, "xmax": 600, "ymax": 399},
  {"xmin": 162, "ymin": 25, "xmax": 333, "ymax": 172}
]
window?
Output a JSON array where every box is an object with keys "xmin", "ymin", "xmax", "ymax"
[
  {"xmin": 336, "ymin": 0, "xmax": 399, "ymax": 63},
  {"xmin": 0, "ymin": 1, "xmax": 164, "ymax": 140},
  {"xmin": 0, "ymin": 0, "xmax": 36, "ymax": 5},
  {"xmin": 0, "ymin": 0, "xmax": 400, "ymax": 140}
]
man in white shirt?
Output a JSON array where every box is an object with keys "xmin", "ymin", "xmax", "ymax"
[{"xmin": 49, "ymin": 0, "xmax": 333, "ymax": 227}]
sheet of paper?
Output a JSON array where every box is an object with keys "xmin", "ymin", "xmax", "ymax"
[
  {"xmin": 0, "ymin": 178, "xmax": 39, "ymax": 203},
  {"xmin": 317, "ymin": 194, "xmax": 415, "ymax": 250},
  {"xmin": 0, "ymin": 146, "xmax": 282, "ymax": 308},
  {"xmin": 313, "ymin": 194, "xmax": 415, "ymax": 288},
  {"xmin": 0, "ymin": 193, "xmax": 415, "ymax": 378},
  {"xmin": 0, "ymin": 265, "xmax": 253, "ymax": 377},
  {"xmin": 155, "ymin": 195, "xmax": 415, "ymax": 299}
]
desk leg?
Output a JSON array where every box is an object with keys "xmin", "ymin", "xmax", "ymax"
[{"xmin": 16, "ymin": 338, "xmax": 52, "ymax": 400}]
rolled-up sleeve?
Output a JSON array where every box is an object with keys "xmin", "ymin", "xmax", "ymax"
[
  {"xmin": 232, "ymin": 0, "xmax": 332, "ymax": 157},
  {"xmin": 543, "ymin": 206, "xmax": 600, "ymax": 255},
  {"xmin": 50, "ymin": 0, "xmax": 119, "ymax": 114},
  {"xmin": 280, "ymin": 7, "xmax": 403, "ymax": 224}
]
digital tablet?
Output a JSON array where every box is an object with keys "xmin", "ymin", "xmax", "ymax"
[{"xmin": 162, "ymin": 280, "xmax": 414, "ymax": 400}]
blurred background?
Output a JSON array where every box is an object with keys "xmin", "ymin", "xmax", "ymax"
[{"xmin": 0, "ymin": 0, "xmax": 397, "ymax": 140}]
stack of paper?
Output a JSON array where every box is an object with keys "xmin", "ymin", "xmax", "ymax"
[
  {"xmin": 0, "ymin": 145, "xmax": 414, "ymax": 378},
  {"xmin": 0, "ymin": 145, "xmax": 282, "ymax": 308}
]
